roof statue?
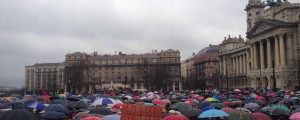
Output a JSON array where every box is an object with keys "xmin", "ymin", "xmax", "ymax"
[{"xmin": 265, "ymin": 0, "xmax": 283, "ymax": 7}]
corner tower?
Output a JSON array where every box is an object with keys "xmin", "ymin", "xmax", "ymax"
[{"xmin": 245, "ymin": 0, "xmax": 265, "ymax": 31}]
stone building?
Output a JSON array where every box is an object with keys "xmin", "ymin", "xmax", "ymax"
[
  {"xmin": 25, "ymin": 63, "xmax": 65, "ymax": 92},
  {"xmin": 245, "ymin": 0, "xmax": 300, "ymax": 90},
  {"xmin": 219, "ymin": 35, "xmax": 250, "ymax": 90},
  {"xmin": 219, "ymin": 0, "xmax": 300, "ymax": 91},
  {"xmin": 64, "ymin": 49, "xmax": 181, "ymax": 93},
  {"xmin": 193, "ymin": 45, "xmax": 220, "ymax": 90},
  {"xmin": 181, "ymin": 53, "xmax": 196, "ymax": 90}
]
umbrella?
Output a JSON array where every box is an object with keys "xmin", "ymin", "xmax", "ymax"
[
  {"xmin": 290, "ymin": 112, "xmax": 300, "ymax": 120},
  {"xmin": 201, "ymin": 106, "xmax": 215, "ymax": 111},
  {"xmin": 67, "ymin": 96, "xmax": 80, "ymax": 101},
  {"xmin": 163, "ymin": 115, "xmax": 189, "ymax": 120},
  {"xmin": 205, "ymin": 97, "xmax": 220, "ymax": 102},
  {"xmin": 291, "ymin": 97, "xmax": 300, "ymax": 100},
  {"xmin": 251, "ymin": 100, "xmax": 266, "ymax": 106},
  {"xmin": 210, "ymin": 103, "xmax": 225, "ymax": 109},
  {"xmin": 228, "ymin": 110, "xmax": 254, "ymax": 120},
  {"xmin": 0, "ymin": 109, "xmax": 38, "ymax": 120},
  {"xmin": 152, "ymin": 99, "xmax": 167, "ymax": 106},
  {"xmin": 271, "ymin": 105, "xmax": 291, "ymax": 113},
  {"xmin": 244, "ymin": 103, "xmax": 260, "ymax": 109},
  {"xmin": 147, "ymin": 94, "xmax": 160, "ymax": 100},
  {"xmin": 103, "ymin": 114, "xmax": 121, "ymax": 120},
  {"xmin": 89, "ymin": 106, "xmax": 113, "ymax": 115},
  {"xmin": 179, "ymin": 108, "xmax": 202, "ymax": 117},
  {"xmin": 124, "ymin": 95, "xmax": 132, "ymax": 100},
  {"xmin": 123, "ymin": 100, "xmax": 135, "ymax": 104},
  {"xmin": 44, "ymin": 104, "xmax": 70, "ymax": 115},
  {"xmin": 8, "ymin": 101, "xmax": 24, "ymax": 109},
  {"xmin": 251, "ymin": 112, "xmax": 272, "ymax": 120},
  {"xmin": 198, "ymin": 109, "xmax": 229, "ymax": 118},
  {"xmin": 51, "ymin": 99, "xmax": 65, "ymax": 104},
  {"xmin": 91, "ymin": 98, "xmax": 118, "ymax": 106},
  {"xmin": 40, "ymin": 111, "xmax": 67, "ymax": 119},
  {"xmin": 200, "ymin": 101, "xmax": 212, "ymax": 108},
  {"xmin": 221, "ymin": 107, "xmax": 234, "ymax": 114},
  {"xmin": 170, "ymin": 102, "xmax": 192, "ymax": 110},
  {"xmin": 81, "ymin": 116, "xmax": 104, "ymax": 120},
  {"xmin": 235, "ymin": 107, "xmax": 251, "ymax": 113},
  {"xmin": 25, "ymin": 101, "xmax": 45, "ymax": 110},
  {"xmin": 263, "ymin": 107, "xmax": 291, "ymax": 116},
  {"xmin": 0, "ymin": 104, "xmax": 9, "ymax": 109},
  {"xmin": 223, "ymin": 101, "xmax": 232, "ymax": 106},
  {"xmin": 68, "ymin": 101, "xmax": 88, "ymax": 109},
  {"xmin": 110, "ymin": 96, "xmax": 122, "ymax": 101}
]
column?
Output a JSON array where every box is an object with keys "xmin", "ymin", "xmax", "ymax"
[
  {"xmin": 236, "ymin": 57, "xmax": 239, "ymax": 75},
  {"xmin": 286, "ymin": 33, "xmax": 294, "ymax": 65},
  {"xmin": 244, "ymin": 54, "xmax": 247, "ymax": 74},
  {"xmin": 275, "ymin": 36, "xmax": 280, "ymax": 67},
  {"xmin": 253, "ymin": 43, "xmax": 258, "ymax": 70},
  {"xmin": 233, "ymin": 57, "xmax": 235, "ymax": 75},
  {"xmin": 250, "ymin": 46, "xmax": 253, "ymax": 70},
  {"xmin": 279, "ymin": 34, "xmax": 286, "ymax": 67},
  {"xmin": 267, "ymin": 38, "xmax": 272, "ymax": 69},
  {"xmin": 240, "ymin": 56, "xmax": 243, "ymax": 74},
  {"xmin": 260, "ymin": 40, "xmax": 265, "ymax": 69},
  {"xmin": 223, "ymin": 59, "xmax": 226, "ymax": 75}
]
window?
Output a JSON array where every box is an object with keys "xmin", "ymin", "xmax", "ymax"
[{"xmin": 248, "ymin": 13, "xmax": 251, "ymax": 17}]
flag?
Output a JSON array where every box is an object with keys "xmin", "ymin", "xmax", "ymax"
[{"xmin": 42, "ymin": 89, "xmax": 50, "ymax": 100}]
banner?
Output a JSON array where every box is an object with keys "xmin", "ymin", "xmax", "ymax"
[{"xmin": 121, "ymin": 104, "xmax": 163, "ymax": 120}]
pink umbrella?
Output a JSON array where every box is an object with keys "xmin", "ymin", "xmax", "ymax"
[
  {"xmin": 220, "ymin": 107, "xmax": 234, "ymax": 114},
  {"xmin": 290, "ymin": 112, "xmax": 300, "ymax": 120},
  {"xmin": 251, "ymin": 112, "xmax": 272, "ymax": 120}
]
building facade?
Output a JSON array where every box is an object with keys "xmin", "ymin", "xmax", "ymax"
[
  {"xmin": 181, "ymin": 53, "xmax": 196, "ymax": 90},
  {"xmin": 193, "ymin": 45, "xmax": 220, "ymax": 90},
  {"xmin": 245, "ymin": 0, "xmax": 300, "ymax": 90},
  {"xmin": 219, "ymin": 35, "xmax": 250, "ymax": 90},
  {"xmin": 64, "ymin": 49, "xmax": 181, "ymax": 93},
  {"xmin": 25, "ymin": 63, "xmax": 65, "ymax": 92}
]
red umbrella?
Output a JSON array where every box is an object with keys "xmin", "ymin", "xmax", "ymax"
[
  {"xmin": 152, "ymin": 99, "xmax": 167, "ymax": 106},
  {"xmin": 163, "ymin": 115, "xmax": 189, "ymax": 120},
  {"xmin": 133, "ymin": 96, "xmax": 140, "ymax": 100},
  {"xmin": 251, "ymin": 112, "xmax": 272, "ymax": 120},
  {"xmin": 220, "ymin": 107, "xmax": 234, "ymax": 114},
  {"xmin": 256, "ymin": 95, "xmax": 265, "ymax": 100},
  {"xmin": 81, "ymin": 116, "xmax": 103, "ymax": 120},
  {"xmin": 222, "ymin": 101, "xmax": 232, "ymax": 106}
]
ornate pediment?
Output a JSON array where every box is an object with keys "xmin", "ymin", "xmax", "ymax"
[{"xmin": 246, "ymin": 19, "xmax": 297, "ymax": 38}]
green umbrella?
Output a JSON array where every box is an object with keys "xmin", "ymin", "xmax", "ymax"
[
  {"xmin": 270, "ymin": 105, "xmax": 291, "ymax": 113},
  {"xmin": 228, "ymin": 110, "xmax": 254, "ymax": 120},
  {"xmin": 110, "ymin": 96, "xmax": 123, "ymax": 101},
  {"xmin": 170, "ymin": 102, "xmax": 192, "ymax": 110},
  {"xmin": 210, "ymin": 103, "xmax": 225, "ymax": 109}
]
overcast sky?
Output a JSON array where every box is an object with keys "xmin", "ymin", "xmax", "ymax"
[{"xmin": 0, "ymin": 0, "xmax": 298, "ymax": 88}]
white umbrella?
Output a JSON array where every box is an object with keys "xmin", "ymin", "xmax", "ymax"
[{"xmin": 91, "ymin": 98, "xmax": 118, "ymax": 106}]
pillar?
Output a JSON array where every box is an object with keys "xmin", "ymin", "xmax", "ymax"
[
  {"xmin": 172, "ymin": 83, "xmax": 175, "ymax": 91},
  {"xmin": 267, "ymin": 38, "xmax": 272, "ymax": 69},
  {"xmin": 250, "ymin": 46, "xmax": 253, "ymax": 70},
  {"xmin": 286, "ymin": 33, "xmax": 294, "ymax": 65},
  {"xmin": 240, "ymin": 56, "xmax": 242, "ymax": 75},
  {"xmin": 223, "ymin": 59, "xmax": 226, "ymax": 75},
  {"xmin": 233, "ymin": 57, "xmax": 235, "ymax": 75},
  {"xmin": 260, "ymin": 40, "xmax": 265, "ymax": 69},
  {"xmin": 244, "ymin": 54, "xmax": 247, "ymax": 74},
  {"xmin": 275, "ymin": 36, "xmax": 280, "ymax": 67},
  {"xmin": 253, "ymin": 43, "xmax": 258, "ymax": 70},
  {"xmin": 279, "ymin": 34, "xmax": 286, "ymax": 67}
]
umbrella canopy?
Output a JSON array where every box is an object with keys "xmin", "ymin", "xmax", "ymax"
[
  {"xmin": 0, "ymin": 109, "xmax": 38, "ymax": 120},
  {"xmin": 205, "ymin": 97, "xmax": 220, "ymax": 102},
  {"xmin": 147, "ymin": 94, "xmax": 160, "ymax": 100},
  {"xmin": 81, "ymin": 116, "xmax": 104, "ymax": 120},
  {"xmin": 0, "ymin": 104, "xmax": 9, "ymax": 109},
  {"xmin": 198, "ymin": 109, "xmax": 229, "ymax": 118},
  {"xmin": 210, "ymin": 103, "xmax": 225, "ymax": 109},
  {"xmin": 40, "ymin": 111, "xmax": 67, "ymax": 119},
  {"xmin": 228, "ymin": 110, "xmax": 254, "ymax": 120},
  {"xmin": 123, "ymin": 100, "xmax": 135, "ymax": 104},
  {"xmin": 270, "ymin": 105, "xmax": 291, "ymax": 113},
  {"xmin": 163, "ymin": 115, "xmax": 189, "ymax": 120},
  {"xmin": 200, "ymin": 101, "xmax": 212, "ymax": 108},
  {"xmin": 92, "ymin": 98, "xmax": 118, "ymax": 106},
  {"xmin": 263, "ymin": 107, "xmax": 290, "ymax": 116},
  {"xmin": 152, "ymin": 99, "xmax": 167, "ymax": 106},
  {"xmin": 89, "ymin": 106, "xmax": 113, "ymax": 115},
  {"xmin": 235, "ymin": 107, "xmax": 251, "ymax": 113},
  {"xmin": 251, "ymin": 112, "xmax": 272, "ymax": 120},
  {"xmin": 44, "ymin": 104, "xmax": 70, "ymax": 115},
  {"xmin": 68, "ymin": 101, "xmax": 88, "ymax": 109},
  {"xmin": 103, "ymin": 114, "xmax": 121, "ymax": 120},
  {"xmin": 179, "ymin": 108, "xmax": 202, "ymax": 117},
  {"xmin": 290, "ymin": 112, "xmax": 300, "ymax": 120},
  {"xmin": 25, "ymin": 101, "xmax": 45, "ymax": 111},
  {"xmin": 244, "ymin": 103, "xmax": 260, "ymax": 109},
  {"xmin": 67, "ymin": 96, "xmax": 80, "ymax": 101},
  {"xmin": 170, "ymin": 102, "xmax": 192, "ymax": 110},
  {"xmin": 221, "ymin": 107, "xmax": 234, "ymax": 114}
]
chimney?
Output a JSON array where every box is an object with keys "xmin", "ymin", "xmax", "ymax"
[
  {"xmin": 239, "ymin": 34, "xmax": 242, "ymax": 38},
  {"xmin": 119, "ymin": 51, "xmax": 122, "ymax": 55}
]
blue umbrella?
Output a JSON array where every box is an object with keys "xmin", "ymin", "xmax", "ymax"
[
  {"xmin": 25, "ymin": 101, "xmax": 45, "ymax": 110},
  {"xmin": 201, "ymin": 106, "xmax": 215, "ymax": 111},
  {"xmin": 44, "ymin": 104, "xmax": 70, "ymax": 115},
  {"xmin": 200, "ymin": 101, "xmax": 212, "ymax": 108},
  {"xmin": 198, "ymin": 109, "xmax": 229, "ymax": 118}
]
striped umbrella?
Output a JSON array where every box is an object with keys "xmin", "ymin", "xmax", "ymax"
[{"xmin": 91, "ymin": 98, "xmax": 118, "ymax": 106}]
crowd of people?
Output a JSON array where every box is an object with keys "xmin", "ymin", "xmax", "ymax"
[{"xmin": 0, "ymin": 88, "xmax": 300, "ymax": 120}]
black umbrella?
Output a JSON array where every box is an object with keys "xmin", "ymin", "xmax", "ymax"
[
  {"xmin": 89, "ymin": 106, "xmax": 113, "ymax": 115},
  {"xmin": 123, "ymin": 100, "xmax": 135, "ymax": 104},
  {"xmin": 264, "ymin": 107, "xmax": 290, "ymax": 116},
  {"xmin": 67, "ymin": 96, "xmax": 80, "ymax": 101},
  {"xmin": 0, "ymin": 109, "xmax": 38, "ymax": 120},
  {"xmin": 0, "ymin": 104, "xmax": 9, "ymax": 109},
  {"xmin": 179, "ymin": 108, "xmax": 202, "ymax": 117},
  {"xmin": 40, "ymin": 111, "xmax": 67, "ymax": 119},
  {"xmin": 44, "ymin": 104, "xmax": 70, "ymax": 115},
  {"xmin": 68, "ymin": 101, "xmax": 88, "ymax": 109},
  {"xmin": 8, "ymin": 102, "xmax": 24, "ymax": 109}
]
